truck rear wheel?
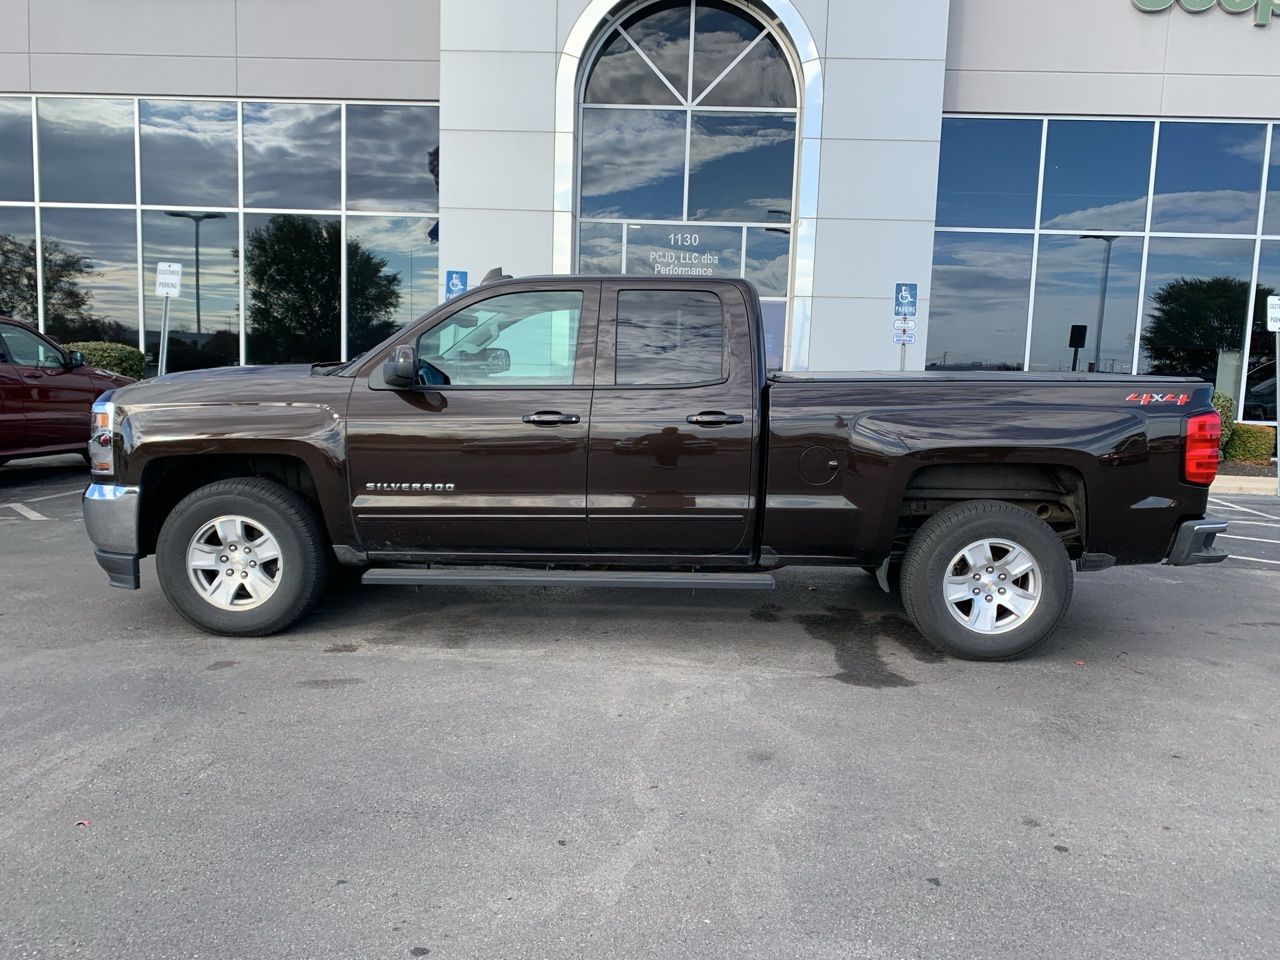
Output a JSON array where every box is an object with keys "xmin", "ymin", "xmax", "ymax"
[
  {"xmin": 156, "ymin": 478, "xmax": 329, "ymax": 637},
  {"xmin": 900, "ymin": 500, "xmax": 1073, "ymax": 661}
]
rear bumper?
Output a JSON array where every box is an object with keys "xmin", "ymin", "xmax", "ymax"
[
  {"xmin": 1165, "ymin": 518, "xmax": 1229, "ymax": 566},
  {"xmin": 83, "ymin": 483, "xmax": 141, "ymax": 589}
]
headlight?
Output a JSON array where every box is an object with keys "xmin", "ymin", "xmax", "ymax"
[{"xmin": 89, "ymin": 400, "xmax": 115, "ymax": 475}]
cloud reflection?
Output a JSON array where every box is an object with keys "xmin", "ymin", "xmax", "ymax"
[
  {"xmin": 0, "ymin": 99, "xmax": 33, "ymax": 201},
  {"xmin": 616, "ymin": 289, "xmax": 723, "ymax": 385},
  {"xmin": 928, "ymin": 232, "xmax": 1034, "ymax": 370},
  {"xmin": 40, "ymin": 207, "xmax": 139, "ymax": 338},
  {"xmin": 346, "ymin": 105, "xmax": 439, "ymax": 213},
  {"xmin": 37, "ymin": 98, "xmax": 135, "ymax": 205},
  {"xmin": 139, "ymin": 100, "xmax": 238, "ymax": 207},
  {"xmin": 243, "ymin": 102, "xmax": 341, "ymax": 209},
  {"xmin": 1028, "ymin": 236, "xmax": 1142, "ymax": 373}
]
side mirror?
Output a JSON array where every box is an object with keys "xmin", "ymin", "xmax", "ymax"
[
  {"xmin": 482, "ymin": 347, "xmax": 510, "ymax": 373},
  {"xmin": 382, "ymin": 344, "xmax": 417, "ymax": 388},
  {"xmin": 67, "ymin": 350, "xmax": 85, "ymax": 370}
]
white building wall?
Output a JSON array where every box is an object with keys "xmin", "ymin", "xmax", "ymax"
[
  {"xmin": 807, "ymin": 0, "xmax": 950, "ymax": 371},
  {"xmin": 446, "ymin": 0, "xmax": 952, "ymax": 371},
  {"xmin": 946, "ymin": 0, "xmax": 1280, "ymax": 119},
  {"xmin": 0, "ymin": 0, "xmax": 441, "ymax": 99}
]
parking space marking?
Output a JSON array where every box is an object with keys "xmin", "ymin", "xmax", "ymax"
[
  {"xmin": 1229, "ymin": 520, "xmax": 1280, "ymax": 528},
  {"xmin": 1221, "ymin": 534, "xmax": 1280, "ymax": 545},
  {"xmin": 1229, "ymin": 555, "xmax": 1280, "ymax": 566},
  {"xmin": 1210, "ymin": 497, "xmax": 1280, "ymax": 521},
  {"xmin": 3, "ymin": 503, "xmax": 49, "ymax": 520},
  {"xmin": 24, "ymin": 488, "xmax": 84, "ymax": 503}
]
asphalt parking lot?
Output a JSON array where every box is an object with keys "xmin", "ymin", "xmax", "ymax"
[{"xmin": 2, "ymin": 455, "xmax": 1278, "ymax": 960}]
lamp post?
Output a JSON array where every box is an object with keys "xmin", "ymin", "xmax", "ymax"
[
  {"xmin": 1080, "ymin": 235, "xmax": 1118, "ymax": 373},
  {"xmin": 164, "ymin": 211, "xmax": 227, "ymax": 337}
]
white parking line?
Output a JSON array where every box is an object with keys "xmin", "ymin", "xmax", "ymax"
[
  {"xmin": 1221, "ymin": 534, "xmax": 1280, "ymax": 545},
  {"xmin": 1210, "ymin": 498, "xmax": 1280, "ymax": 521},
  {"xmin": 1228, "ymin": 520, "xmax": 1280, "ymax": 529},
  {"xmin": 1229, "ymin": 555, "xmax": 1280, "ymax": 566},
  {"xmin": 23, "ymin": 487, "xmax": 84, "ymax": 503},
  {"xmin": 3, "ymin": 503, "xmax": 49, "ymax": 520}
]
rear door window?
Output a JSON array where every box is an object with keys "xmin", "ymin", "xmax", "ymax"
[{"xmin": 615, "ymin": 290, "xmax": 725, "ymax": 386}]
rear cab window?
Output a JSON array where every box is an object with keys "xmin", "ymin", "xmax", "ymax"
[{"xmin": 614, "ymin": 290, "xmax": 726, "ymax": 386}]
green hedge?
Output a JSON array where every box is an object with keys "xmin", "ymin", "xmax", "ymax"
[
  {"xmin": 1211, "ymin": 391, "xmax": 1236, "ymax": 455},
  {"xmin": 65, "ymin": 341, "xmax": 145, "ymax": 381},
  {"xmin": 1224, "ymin": 423, "xmax": 1277, "ymax": 465}
]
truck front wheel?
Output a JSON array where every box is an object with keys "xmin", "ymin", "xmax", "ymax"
[
  {"xmin": 156, "ymin": 478, "xmax": 329, "ymax": 637},
  {"xmin": 900, "ymin": 500, "xmax": 1073, "ymax": 661}
]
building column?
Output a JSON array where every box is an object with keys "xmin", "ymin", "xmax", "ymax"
[
  {"xmin": 438, "ymin": 0, "xmax": 561, "ymax": 295},
  {"xmin": 804, "ymin": 0, "xmax": 951, "ymax": 371}
]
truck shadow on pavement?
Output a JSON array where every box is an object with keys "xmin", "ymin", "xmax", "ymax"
[{"xmin": 296, "ymin": 574, "xmax": 1057, "ymax": 690}]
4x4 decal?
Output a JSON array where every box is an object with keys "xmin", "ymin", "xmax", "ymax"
[{"xmin": 1126, "ymin": 392, "xmax": 1191, "ymax": 406}]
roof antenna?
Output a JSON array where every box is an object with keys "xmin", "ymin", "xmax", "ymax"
[{"xmin": 481, "ymin": 267, "xmax": 513, "ymax": 284}]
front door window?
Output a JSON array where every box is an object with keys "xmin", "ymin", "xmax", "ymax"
[{"xmin": 418, "ymin": 291, "xmax": 584, "ymax": 386}]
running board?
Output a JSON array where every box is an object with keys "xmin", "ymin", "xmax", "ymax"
[{"xmin": 362, "ymin": 568, "xmax": 776, "ymax": 591}]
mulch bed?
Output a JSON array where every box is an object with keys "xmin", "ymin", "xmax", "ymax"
[{"xmin": 1218, "ymin": 459, "xmax": 1278, "ymax": 477}]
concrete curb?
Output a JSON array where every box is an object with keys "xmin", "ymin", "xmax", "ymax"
[{"xmin": 1211, "ymin": 475, "xmax": 1278, "ymax": 496}]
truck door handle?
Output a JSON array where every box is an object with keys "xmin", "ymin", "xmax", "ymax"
[
  {"xmin": 686, "ymin": 411, "xmax": 745, "ymax": 427},
  {"xmin": 522, "ymin": 411, "xmax": 581, "ymax": 427}
]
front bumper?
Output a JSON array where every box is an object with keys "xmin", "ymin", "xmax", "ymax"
[
  {"xmin": 83, "ymin": 483, "xmax": 142, "ymax": 589},
  {"xmin": 1165, "ymin": 518, "xmax": 1229, "ymax": 566}
]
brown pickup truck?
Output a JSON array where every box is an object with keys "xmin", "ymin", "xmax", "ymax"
[{"xmin": 83, "ymin": 274, "xmax": 1228, "ymax": 660}]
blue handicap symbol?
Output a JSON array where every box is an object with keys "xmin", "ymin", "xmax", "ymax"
[
  {"xmin": 446, "ymin": 270, "xmax": 468, "ymax": 299},
  {"xmin": 894, "ymin": 282, "xmax": 918, "ymax": 318}
]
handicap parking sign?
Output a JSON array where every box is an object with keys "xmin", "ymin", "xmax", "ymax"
[
  {"xmin": 894, "ymin": 282, "xmax": 918, "ymax": 319},
  {"xmin": 446, "ymin": 269, "xmax": 468, "ymax": 299}
]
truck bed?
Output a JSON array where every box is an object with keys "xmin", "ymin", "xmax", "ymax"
[{"xmin": 769, "ymin": 371, "xmax": 1201, "ymax": 384}]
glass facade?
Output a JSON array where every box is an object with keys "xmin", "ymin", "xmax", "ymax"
[
  {"xmin": 576, "ymin": 0, "xmax": 797, "ymax": 370},
  {"xmin": 932, "ymin": 116, "xmax": 1279, "ymax": 424},
  {"xmin": 0, "ymin": 95, "xmax": 439, "ymax": 372}
]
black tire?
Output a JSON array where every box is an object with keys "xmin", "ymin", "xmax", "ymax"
[
  {"xmin": 156, "ymin": 478, "xmax": 329, "ymax": 637},
  {"xmin": 900, "ymin": 500, "xmax": 1073, "ymax": 661}
]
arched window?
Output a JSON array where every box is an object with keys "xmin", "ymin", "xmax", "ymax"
[{"xmin": 576, "ymin": 0, "xmax": 799, "ymax": 366}]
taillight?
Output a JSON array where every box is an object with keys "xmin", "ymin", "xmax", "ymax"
[
  {"xmin": 1183, "ymin": 411, "xmax": 1221, "ymax": 486},
  {"xmin": 89, "ymin": 400, "xmax": 115, "ymax": 475}
]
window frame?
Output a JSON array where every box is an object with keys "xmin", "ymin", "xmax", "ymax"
[
  {"xmin": 597, "ymin": 283, "xmax": 732, "ymax": 390},
  {"xmin": 359, "ymin": 280, "xmax": 601, "ymax": 391},
  {"xmin": 0, "ymin": 93, "xmax": 440, "ymax": 367},
  {"xmin": 934, "ymin": 114, "xmax": 1279, "ymax": 425},
  {"xmin": 414, "ymin": 288, "xmax": 591, "ymax": 389},
  {"xmin": 573, "ymin": 0, "xmax": 801, "ymax": 371},
  {"xmin": 0, "ymin": 321, "xmax": 66, "ymax": 369}
]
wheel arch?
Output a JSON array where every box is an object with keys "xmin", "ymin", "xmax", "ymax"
[
  {"xmin": 138, "ymin": 453, "xmax": 335, "ymax": 557},
  {"xmin": 889, "ymin": 461, "xmax": 1088, "ymax": 562}
]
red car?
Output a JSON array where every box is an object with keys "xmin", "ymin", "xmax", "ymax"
[{"xmin": 0, "ymin": 316, "xmax": 135, "ymax": 466}]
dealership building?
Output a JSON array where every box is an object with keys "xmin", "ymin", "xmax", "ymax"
[{"xmin": 0, "ymin": 0, "xmax": 1276, "ymax": 423}]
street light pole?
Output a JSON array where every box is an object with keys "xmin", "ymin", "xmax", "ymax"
[
  {"xmin": 165, "ymin": 211, "xmax": 227, "ymax": 337},
  {"xmin": 1081, "ymin": 235, "xmax": 1118, "ymax": 373}
]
